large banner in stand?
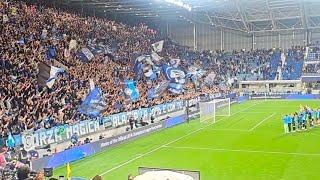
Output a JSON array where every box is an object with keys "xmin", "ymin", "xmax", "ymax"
[
  {"xmin": 22, "ymin": 101, "xmax": 184, "ymax": 151},
  {"xmin": 102, "ymin": 100, "xmax": 185, "ymax": 127},
  {"xmin": 22, "ymin": 120, "xmax": 100, "ymax": 151},
  {"xmin": 31, "ymin": 121, "xmax": 166, "ymax": 171}
]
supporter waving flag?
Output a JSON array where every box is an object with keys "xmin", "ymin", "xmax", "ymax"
[
  {"xmin": 148, "ymin": 81, "xmax": 169, "ymax": 99},
  {"xmin": 124, "ymin": 80, "xmax": 140, "ymax": 102},
  {"xmin": 37, "ymin": 62, "xmax": 64, "ymax": 88},
  {"xmin": 81, "ymin": 47, "xmax": 94, "ymax": 61},
  {"xmin": 46, "ymin": 46, "xmax": 57, "ymax": 60},
  {"xmin": 162, "ymin": 64, "xmax": 186, "ymax": 94},
  {"xmin": 151, "ymin": 40, "xmax": 164, "ymax": 52},
  {"xmin": 78, "ymin": 87, "xmax": 106, "ymax": 117}
]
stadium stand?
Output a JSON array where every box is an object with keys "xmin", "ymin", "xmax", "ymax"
[
  {"xmin": 1, "ymin": 1, "xmax": 283, "ymax": 138},
  {"xmin": 282, "ymin": 48, "xmax": 304, "ymax": 80},
  {"xmin": 0, "ymin": 0, "xmax": 316, "ymax": 179}
]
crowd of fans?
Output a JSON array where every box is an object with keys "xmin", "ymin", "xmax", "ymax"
[
  {"xmin": 0, "ymin": 1, "xmax": 218, "ymax": 138},
  {"xmin": 281, "ymin": 47, "xmax": 305, "ymax": 80},
  {"xmin": 0, "ymin": 1, "xmax": 308, "ymax": 141},
  {"xmin": 0, "ymin": 1, "xmax": 317, "ymax": 179}
]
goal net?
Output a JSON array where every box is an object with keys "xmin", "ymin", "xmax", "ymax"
[{"xmin": 199, "ymin": 98, "xmax": 231, "ymax": 123}]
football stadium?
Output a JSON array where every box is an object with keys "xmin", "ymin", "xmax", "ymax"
[{"xmin": 2, "ymin": 0, "xmax": 320, "ymax": 180}]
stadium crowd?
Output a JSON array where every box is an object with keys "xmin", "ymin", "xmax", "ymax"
[
  {"xmin": 0, "ymin": 1, "xmax": 316, "ymax": 179},
  {"xmin": 0, "ymin": 1, "xmax": 304, "ymax": 140}
]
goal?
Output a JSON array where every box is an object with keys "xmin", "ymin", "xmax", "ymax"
[{"xmin": 199, "ymin": 98, "xmax": 231, "ymax": 123}]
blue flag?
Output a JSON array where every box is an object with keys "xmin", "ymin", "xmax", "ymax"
[
  {"xmin": 47, "ymin": 46, "xmax": 57, "ymax": 60},
  {"xmin": 79, "ymin": 87, "xmax": 106, "ymax": 117},
  {"xmin": 124, "ymin": 80, "xmax": 140, "ymax": 102},
  {"xmin": 148, "ymin": 81, "xmax": 169, "ymax": 99},
  {"xmin": 162, "ymin": 64, "xmax": 186, "ymax": 94},
  {"xmin": 168, "ymin": 83, "xmax": 184, "ymax": 94},
  {"xmin": 6, "ymin": 134, "xmax": 15, "ymax": 148},
  {"xmin": 162, "ymin": 64, "xmax": 185, "ymax": 83}
]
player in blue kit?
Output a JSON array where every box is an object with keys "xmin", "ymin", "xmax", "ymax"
[
  {"xmin": 317, "ymin": 109, "xmax": 320, "ymax": 125},
  {"xmin": 301, "ymin": 111, "xmax": 307, "ymax": 130},
  {"xmin": 287, "ymin": 114, "xmax": 293, "ymax": 132},
  {"xmin": 291, "ymin": 113, "xmax": 297, "ymax": 132},
  {"xmin": 283, "ymin": 115, "xmax": 289, "ymax": 133},
  {"xmin": 283, "ymin": 106, "xmax": 320, "ymax": 133}
]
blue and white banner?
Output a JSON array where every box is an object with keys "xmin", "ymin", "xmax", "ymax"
[
  {"xmin": 38, "ymin": 62, "xmax": 64, "ymax": 88},
  {"xmin": 148, "ymin": 81, "xmax": 169, "ymax": 99},
  {"xmin": 169, "ymin": 58, "xmax": 180, "ymax": 68},
  {"xmin": 168, "ymin": 83, "xmax": 184, "ymax": 94},
  {"xmin": 187, "ymin": 67, "xmax": 206, "ymax": 89},
  {"xmin": 134, "ymin": 55, "xmax": 148, "ymax": 79},
  {"xmin": 103, "ymin": 100, "xmax": 185, "ymax": 127},
  {"xmin": 124, "ymin": 80, "xmax": 140, "ymax": 102},
  {"xmin": 22, "ymin": 120, "xmax": 100, "ymax": 150},
  {"xmin": 162, "ymin": 64, "xmax": 186, "ymax": 83},
  {"xmin": 46, "ymin": 65, "xmax": 65, "ymax": 88},
  {"xmin": 81, "ymin": 47, "xmax": 94, "ymax": 61},
  {"xmin": 134, "ymin": 54, "xmax": 160, "ymax": 81},
  {"xmin": 88, "ymin": 45, "xmax": 104, "ymax": 56},
  {"xmin": 162, "ymin": 64, "xmax": 186, "ymax": 94},
  {"xmin": 79, "ymin": 87, "xmax": 106, "ymax": 117}
]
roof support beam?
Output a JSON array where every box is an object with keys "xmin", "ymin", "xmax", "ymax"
[
  {"xmin": 266, "ymin": 0, "xmax": 277, "ymax": 30},
  {"xmin": 299, "ymin": 0, "xmax": 308, "ymax": 30},
  {"xmin": 205, "ymin": 13, "xmax": 247, "ymax": 33},
  {"xmin": 235, "ymin": 0, "xmax": 250, "ymax": 32}
]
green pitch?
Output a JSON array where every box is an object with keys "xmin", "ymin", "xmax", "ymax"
[{"xmin": 54, "ymin": 100, "xmax": 320, "ymax": 179}]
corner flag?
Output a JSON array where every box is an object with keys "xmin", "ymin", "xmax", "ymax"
[{"xmin": 67, "ymin": 163, "xmax": 72, "ymax": 180}]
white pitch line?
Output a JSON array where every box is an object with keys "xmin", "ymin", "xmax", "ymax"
[
  {"xmin": 210, "ymin": 129, "xmax": 249, "ymax": 132},
  {"xmin": 163, "ymin": 145, "xmax": 320, "ymax": 156},
  {"xmin": 237, "ymin": 111, "xmax": 272, "ymax": 114},
  {"xmin": 248, "ymin": 113, "xmax": 276, "ymax": 131},
  {"xmin": 99, "ymin": 101, "xmax": 265, "ymax": 176}
]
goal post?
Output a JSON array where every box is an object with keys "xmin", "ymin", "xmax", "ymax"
[{"xmin": 199, "ymin": 98, "xmax": 231, "ymax": 123}]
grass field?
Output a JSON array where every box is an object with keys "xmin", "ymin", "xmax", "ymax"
[{"xmin": 54, "ymin": 100, "xmax": 320, "ymax": 180}]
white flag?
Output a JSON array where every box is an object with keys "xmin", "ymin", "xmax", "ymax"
[
  {"xmin": 151, "ymin": 40, "xmax": 164, "ymax": 52},
  {"xmin": 69, "ymin": 39, "xmax": 77, "ymax": 50},
  {"xmin": 89, "ymin": 79, "xmax": 95, "ymax": 91},
  {"xmin": 3, "ymin": 14, "xmax": 9, "ymax": 23},
  {"xmin": 151, "ymin": 52, "xmax": 162, "ymax": 62},
  {"xmin": 46, "ymin": 66, "xmax": 64, "ymax": 88}
]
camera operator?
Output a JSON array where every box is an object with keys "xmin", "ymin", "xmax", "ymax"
[
  {"xmin": 71, "ymin": 133, "xmax": 79, "ymax": 145},
  {"xmin": 84, "ymin": 137, "xmax": 91, "ymax": 144},
  {"xmin": 150, "ymin": 115, "xmax": 155, "ymax": 124},
  {"xmin": 139, "ymin": 117, "xmax": 148, "ymax": 127},
  {"xmin": 129, "ymin": 116, "xmax": 134, "ymax": 130},
  {"xmin": 18, "ymin": 147, "xmax": 29, "ymax": 167}
]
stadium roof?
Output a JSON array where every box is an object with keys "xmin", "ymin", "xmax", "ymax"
[{"xmin": 58, "ymin": 0, "xmax": 320, "ymax": 33}]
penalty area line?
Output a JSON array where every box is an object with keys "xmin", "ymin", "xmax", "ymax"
[{"xmin": 248, "ymin": 113, "xmax": 276, "ymax": 131}]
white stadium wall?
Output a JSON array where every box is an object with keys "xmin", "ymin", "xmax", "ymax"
[
  {"xmin": 253, "ymin": 30, "xmax": 306, "ymax": 50},
  {"xmin": 167, "ymin": 21, "xmax": 251, "ymax": 51},
  {"xmin": 196, "ymin": 23, "xmax": 221, "ymax": 51},
  {"xmin": 167, "ymin": 21, "xmax": 320, "ymax": 51},
  {"xmin": 167, "ymin": 21, "xmax": 195, "ymax": 48},
  {"xmin": 222, "ymin": 29, "xmax": 251, "ymax": 51}
]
